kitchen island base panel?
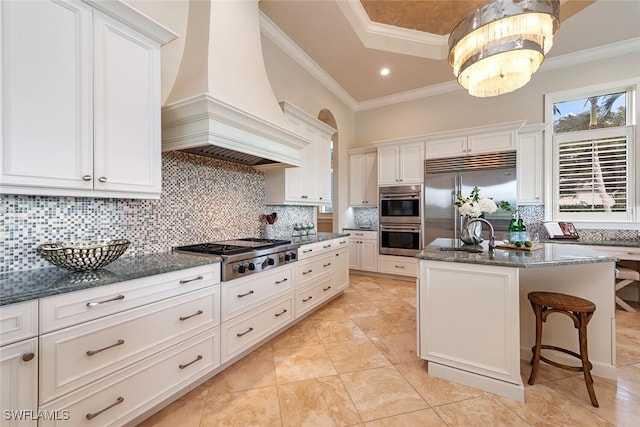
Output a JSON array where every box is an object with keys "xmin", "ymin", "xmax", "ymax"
[{"xmin": 428, "ymin": 362, "xmax": 525, "ymax": 402}]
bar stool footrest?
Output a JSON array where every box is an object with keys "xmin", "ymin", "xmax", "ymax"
[{"xmin": 534, "ymin": 344, "xmax": 593, "ymax": 372}]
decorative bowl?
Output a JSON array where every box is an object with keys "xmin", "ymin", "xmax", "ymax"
[{"xmin": 37, "ymin": 239, "xmax": 130, "ymax": 271}]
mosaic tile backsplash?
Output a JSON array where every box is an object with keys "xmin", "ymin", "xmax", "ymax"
[{"xmin": 1, "ymin": 152, "xmax": 314, "ymax": 273}]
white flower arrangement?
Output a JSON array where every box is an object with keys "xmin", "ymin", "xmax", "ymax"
[{"xmin": 455, "ymin": 186, "xmax": 502, "ymax": 218}]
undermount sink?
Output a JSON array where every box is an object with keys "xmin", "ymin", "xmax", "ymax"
[{"xmin": 439, "ymin": 246, "xmax": 484, "ymax": 254}]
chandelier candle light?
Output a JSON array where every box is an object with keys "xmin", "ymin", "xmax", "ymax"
[{"xmin": 448, "ymin": 0, "xmax": 560, "ymax": 97}]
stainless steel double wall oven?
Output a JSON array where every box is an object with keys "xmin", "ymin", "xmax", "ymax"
[{"xmin": 378, "ymin": 185, "xmax": 423, "ymax": 256}]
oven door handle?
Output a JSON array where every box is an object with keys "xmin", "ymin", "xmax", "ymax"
[
  {"xmin": 380, "ymin": 225, "xmax": 421, "ymax": 232},
  {"xmin": 380, "ymin": 193, "xmax": 419, "ymax": 199}
]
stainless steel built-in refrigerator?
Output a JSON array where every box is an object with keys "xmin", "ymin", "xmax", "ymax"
[{"xmin": 423, "ymin": 151, "xmax": 517, "ymax": 245}]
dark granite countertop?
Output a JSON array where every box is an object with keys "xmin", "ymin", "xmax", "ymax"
[
  {"xmin": 416, "ymin": 238, "xmax": 617, "ymax": 268},
  {"xmin": 0, "ymin": 251, "xmax": 221, "ymax": 306},
  {"xmin": 292, "ymin": 232, "xmax": 350, "ymax": 246}
]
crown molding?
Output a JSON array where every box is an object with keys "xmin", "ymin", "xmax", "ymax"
[
  {"xmin": 259, "ymin": 12, "xmax": 358, "ymax": 111},
  {"xmin": 540, "ymin": 37, "xmax": 640, "ymax": 73},
  {"xmin": 335, "ymin": 0, "xmax": 448, "ymax": 60}
]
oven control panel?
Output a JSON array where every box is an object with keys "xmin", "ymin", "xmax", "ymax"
[{"xmin": 225, "ymin": 249, "xmax": 298, "ymax": 281}]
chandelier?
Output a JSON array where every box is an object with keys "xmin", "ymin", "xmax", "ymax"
[{"xmin": 448, "ymin": 0, "xmax": 560, "ymax": 97}]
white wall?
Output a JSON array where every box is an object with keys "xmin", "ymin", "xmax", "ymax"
[{"xmin": 354, "ymin": 51, "xmax": 640, "ymax": 145}]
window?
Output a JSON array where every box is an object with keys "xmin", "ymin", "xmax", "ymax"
[{"xmin": 545, "ymin": 81, "xmax": 637, "ymax": 224}]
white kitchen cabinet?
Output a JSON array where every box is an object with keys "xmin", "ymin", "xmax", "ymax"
[
  {"xmin": 258, "ymin": 102, "xmax": 335, "ymax": 205},
  {"xmin": 517, "ymin": 124, "xmax": 545, "ymax": 204},
  {"xmin": 348, "ymin": 231, "xmax": 378, "ymax": 272},
  {"xmin": 1, "ymin": 338, "xmax": 38, "ymax": 427},
  {"xmin": 37, "ymin": 263, "xmax": 221, "ymax": 422},
  {"xmin": 1, "ymin": 301, "xmax": 38, "ymax": 427},
  {"xmin": 377, "ymin": 254, "xmax": 417, "ymax": 278},
  {"xmin": 349, "ymin": 149, "xmax": 378, "ymax": 206},
  {"xmin": 424, "ymin": 120, "xmax": 525, "ymax": 159},
  {"xmin": 333, "ymin": 247, "xmax": 350, "ymax": 291},
  {"xmin": 377, "ymin": 141, "xmax": 424, "ymax": 185},
  {"xmin": 0, "ymin": 0, "xmax": 176, "ymax": 199}
]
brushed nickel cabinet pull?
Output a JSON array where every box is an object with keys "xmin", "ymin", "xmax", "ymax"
[
  {"xmin": 275, "ymin": 278, "xmax": 288, "ymax": 284},
  {"xmin": 22, "ymin": 353, "xmax": 35, "ymax": 362},
  {"xmin": 179, "ymin": 354, "xmax": 203, "ymax": 370},
  {"xmin": 303, "ymin": 249, "xmax": 313, "ymax": 253},
  {"xmin": 237, "ymin": 290, "xmax": 254, "ymax": 298},
  {"xmin": 302, "ymin": 296, "xmax": 313, "ymax": 302},
  {"xmin": 275, "ymin": 309, "xmax": 288, "ymax": 317},
  {"xmin": 237, "ymin": 327, "xmax": 254, "ymax": 337},
  {"xmin": 82, "ymin": 175, "xmax": 92, "ymax": 181},
  {"xmin": 86, "ymin": 339, "xmax": 125, "ymax": 356},
  {"xmin": 179, "ymin": 310, "xmax": 203, "ymax": 321},
  {"xmin": 179, "ymin": 275, "xmax": 204, "ymax": 285},
  {"xmin": 323, "ymin": 244, "xmax": 332, "ymax": 248},
  {"xmin": 339, "ymin": 240, "xmax": 347, "ymax": 245},
  {"xmin": 86, "ymin": 397, "xmax": 124, "ymax": 420},
  {"xmin": 323, "ymin": 286, "xmax": 332, "ymax": 291},
  {"xmin": 395, "ymin": 265, "xmax": 406, "ymax": 269},
  {"xmin": 98, "ymin": 176, "xmax": 107, "ymax": 183},
  {"xmin": 86, "ymin": 295, "xmax": 125, "ymax": 307},
  {"xmin": 323, "ymin": 262, "xmax": 332, "ymax": 267},
  {"xmin": 302, "ymin": 269, "xmax": 313, "ymax": 275}
]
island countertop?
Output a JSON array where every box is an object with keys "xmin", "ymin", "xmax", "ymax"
[{"xmin": 416, "ymin": 238, "xmax": 617, "ymax": 268}]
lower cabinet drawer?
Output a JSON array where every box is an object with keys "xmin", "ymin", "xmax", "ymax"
[
  {"xmin": 39, "ymin": 286, "xmax": 220, "ymax": 403},
  {"xmin": 0, "ymin": 300, "xmax": 38, "ymax": 346},
  {"xmin": 39, "ymin": 328, "xmax": 220, "ymax": 427},
  {"xmin": 295, "ymin": 253, "xmax": 334, "ymax": 286},
  {"xmin": 220, "ymin": 294, "xmax": 293, "ymax": 363},
  {"xmin": 294, "ymin": 275, "xmax": 336, "ymax": 318},
  {"xmin": 377, "ymin": 255, "xmax": 417, "ymax": 277}
]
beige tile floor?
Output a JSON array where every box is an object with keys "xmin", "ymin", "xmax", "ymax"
[{"xmin": 138, "ymin": 274, "xmax": 640, "ymax": 427}]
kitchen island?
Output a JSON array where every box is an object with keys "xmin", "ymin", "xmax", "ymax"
[{"xmin": 416, "ymin": 238, "xmax": 617, "ymax": 402}]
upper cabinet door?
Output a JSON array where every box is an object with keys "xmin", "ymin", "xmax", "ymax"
[
  {"xmin": 398, "ymin": 142, "xmax": 424, "ymax": 184},
  {"xmin": 377, "ymin": 145, "xmax": 400, "ymax": 185},
  {"xmin": 93, "ymin": 11, "xmax": 161, "ymax": 195},
  {"xmin": 0, "ymin": 0, "xmax": 93, "ymax": 190}
]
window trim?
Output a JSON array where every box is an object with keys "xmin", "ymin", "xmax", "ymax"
[{"xmin": 544, "ymin": 78, "xmax": 639, "ymax": 230}]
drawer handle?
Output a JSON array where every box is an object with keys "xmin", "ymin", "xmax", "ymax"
[
  {"xmin": 22, "ymin": 353, "xmax": 35, "ymax": 362},
  {"xmin": 86, "ymin": 294, "xmax": 125, "ymax": 307},
  {"xmin": 339, "ymin": 240, "xmax": 347, "ymax": 245},
  {"xmin": 323, "ymin": 262, "xmax": 332, "ymax": 267},
  {"xmin": 86, "ymin": 396, "xmax": 124, "ymax": 420},
  {"xmin": 302, "ymin": 269, "xmax": 313, "ymax": 275},
  {"xmin": 302, "ymin": 296, "xmax": 313, "ymax": 302},
  {"xmin": 179, "ymin": 310, "xmax": 204, "ymax": 321},
  {"xmin": 323, "ymin": 244, "xmax": 332, "ymax": 248},
  {"xmin": 86, "ymin": 339, "xmax": 125, "ymax": 356},
  {"xmin": 180, "ymin": 275, "xmax": 204, "ymax": 285},
  {"xmin": 323, "ymin": 286, "xmax": 332, "ymax": 291},
  {"xmin": 275, "ymin": 278, "xmax": 288, "ymax": 284},
  {"xmin": 303, "ymin": 249, "xmax": 313, "ymax": 253},
  {"xmin": 237, "ymin": 327, "xmax": 254, "ymax": 337},
  {"xmin": 179, "ymin": 354, "xmax": 203, "ymax": 370},
  {"xmin": 237, "ymin": 290, "xmax": 255, "ymax": 298},
  {"xmin": 395, "ymin": 265, "xmax": 406, "ymax": 269},
  {"xmin": 275, "ymin": 309, "xmax": 288, "ymax": 317}
]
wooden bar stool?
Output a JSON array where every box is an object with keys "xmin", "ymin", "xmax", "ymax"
[
  {"xmin": 527, "ymin": 291, "xmax": 598, "ymax": 407},
  {"xmin": 615, "ymin": 265, "xmax": 639, "ymax": 312}
]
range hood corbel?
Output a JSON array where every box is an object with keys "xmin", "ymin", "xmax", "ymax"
[{"xmin": 160, "ymin": 0, "xmax": 310, "ymax": 167}]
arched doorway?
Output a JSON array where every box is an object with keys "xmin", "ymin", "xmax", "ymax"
[{"xmin": 317, "ymin": 109, "xmax": 338, "ymax": 232}]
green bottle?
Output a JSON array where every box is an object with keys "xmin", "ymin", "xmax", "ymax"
[
  {"xmin": 517, "ymin": 216, "xmax": 527, "ymax": 242},
  {"xmin": 508, "ymin": 213, "xmax": 518, "ymax": 243}
]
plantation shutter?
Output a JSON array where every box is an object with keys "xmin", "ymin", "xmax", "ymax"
[{"xmin": 555, "ymin": 126, "xmax": 631, "ymax": 214}]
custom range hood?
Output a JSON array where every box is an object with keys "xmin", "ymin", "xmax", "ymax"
[{"xmin": 161, "ymin": 0, "xmax": 310, "ymax": 166}]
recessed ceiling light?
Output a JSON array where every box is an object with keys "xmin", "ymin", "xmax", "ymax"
[{"xmin": 380, "ymin": 68, "xmax": 390, "ymax": 76}]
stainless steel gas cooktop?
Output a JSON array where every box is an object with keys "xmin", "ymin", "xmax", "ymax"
[{"xmin": 174, "ymin": 238, "xmax": 299, "ymax": 282}]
